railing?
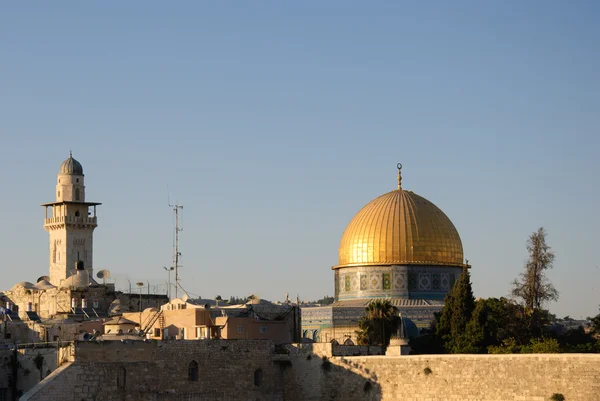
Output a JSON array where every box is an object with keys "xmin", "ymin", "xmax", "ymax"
[{"xmin": 44, "ymin": 216, "xmax": 97, "ymax": 225}]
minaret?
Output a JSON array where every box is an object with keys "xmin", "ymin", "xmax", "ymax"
[{"xmin": 41, "ymin": 153, "xmax": 101, "ymax": 286}]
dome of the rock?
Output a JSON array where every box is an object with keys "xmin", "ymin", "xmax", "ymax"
[{"xmin": 333, "ymin": 165, "xmax": 467, "ymax": 302}]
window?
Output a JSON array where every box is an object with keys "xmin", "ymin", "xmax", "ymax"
[
  {"xmin": 237, "ymin": 325, "xmax": 244, "ymax": 333},
  {"xmin": 154, "ymin": 328, "xmax": 161, "ymax": 337},
  {"xmin": 75, "ymin": 188, "xmax": 80, "ymax": 200},
  {"xmin": 259, "ymin": 326, "xmax": 267, "ymax": 334},
  {"xmin": 57, "ymin": 191, "xmax": 60, "ymax": 198},
  {"xmin": 117, "ymin": 367, "xmax": 126, "ymax": 389},
  {"xmin": 188, "ymin": 361, "xmax": 198, "ymax": 382},
  {"xmin": 254, "ymin": 369, "xmax": 263, "ymax": 386}
]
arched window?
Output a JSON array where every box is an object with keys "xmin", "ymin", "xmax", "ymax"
[
  {"xmin": 254, "ymin": 369, "xmax": 263, "ymax": 386},
  {"xmin": 117, "ymin": 367, "xmax": 126, "ymax": 388},
  {"xmin": 75, "ymin": 211, "xmax": 80, "ymax": 217},
  {"xmin": 75, "ymin": 188, "xmax": 80, "ymax": 201},
  {"xmin": 188, "ymin": 361, "xmax": 198, "ymax": 382}
]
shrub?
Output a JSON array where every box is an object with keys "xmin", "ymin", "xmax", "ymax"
[
  {"xmin": 521, "ymin": 338, "xmax": 560, "ymax": 354},
  {"xmin": 550, "ymin": 394, "xmax": 565, "ymax": 401}
]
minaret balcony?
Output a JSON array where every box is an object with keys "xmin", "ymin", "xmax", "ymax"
[{"xmin": 44, "ymin": 216, "xmax": 98, "ymax": 227}]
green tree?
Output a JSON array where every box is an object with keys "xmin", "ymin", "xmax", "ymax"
[
  {"xmin": 511, "ymin": 227, "xmax": 558, "ymax": 339},
  {"xmin": 589, "ymin": 306, "xmax": 600, "ymax": 335},
  {"xmin": 355, "ymin": 299, "xmax": 400, "ymax": 347},
  {"xmin": 437, "ymin": 268, "xmax": 476, "ymax": 353},
  {"xmin": 511, "ymin": 227, "xmax": 558, "ymax": 311},
  {"xmin": 466, "ymin": 297, "xmax": 528, "ymax": 352},
  {"xmin": 316, "ymin": 296, "xmax": 334, "ymax": 305}
]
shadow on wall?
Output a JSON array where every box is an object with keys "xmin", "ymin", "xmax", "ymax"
[{"xmin": 286, "ymin": 347, "xmax": 381, "ymax": 401}]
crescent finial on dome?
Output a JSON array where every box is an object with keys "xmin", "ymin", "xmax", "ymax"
[{"xmin": 397, "ymin": 163, "xmax": 402, "ymax": 190}]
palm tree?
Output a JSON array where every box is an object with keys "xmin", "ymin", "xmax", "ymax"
[{"xmin": 356, "ymin": 299, "xmax": 400, "ymax": 346}]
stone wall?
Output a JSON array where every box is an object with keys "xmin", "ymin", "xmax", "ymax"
[
  {"xmin": 0, "ymin": 342, "xmax": 73, "ymax": 400},
  {"xmin": 22, "ymin": 340, "xmax": 286, "ymax": 401},
  {"xmin": 20, "ymin": 340, "xmax": 600, "ymax": 401},
  {"xmin": 287, "ymin": 345, "xmax": 600, "ymax": 401}
]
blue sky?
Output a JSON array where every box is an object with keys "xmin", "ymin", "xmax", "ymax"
[{"xmin": 1, "ymin": 2, "xmax": 599, "ymax": 318}]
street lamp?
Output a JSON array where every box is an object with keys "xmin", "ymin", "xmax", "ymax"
[
  {"xmin": 136, "ymin": 282, "xmax": 144, "ymax": 312},
  {"xmin": 163, "ymin": 266, "xmax": 174, "ymax": 300}
]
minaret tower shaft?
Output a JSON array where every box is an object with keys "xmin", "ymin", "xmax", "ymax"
[{"xmin": 41, "ymin": 153, "xmax": 101, "ymax": 286}]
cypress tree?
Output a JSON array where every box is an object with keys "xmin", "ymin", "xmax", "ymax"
[{"xmin": 437, "ymin": 267, "xmax": 476, "ymax": 353}]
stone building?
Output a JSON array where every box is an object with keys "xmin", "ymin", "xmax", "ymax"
[
  {"xmin": 302, "ymin": 164, "xmax": 470, "ymax": 342},
  {"xmin": 122, "ymin": 297, "xmax": 300, "ymax": 344}
]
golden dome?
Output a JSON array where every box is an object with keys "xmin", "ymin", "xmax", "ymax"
[{"xmin": 336, "ymin": 168, "xmax": 464, "ymax": 268}]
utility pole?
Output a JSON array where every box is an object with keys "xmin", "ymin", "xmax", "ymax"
[{"xmin": 169, "ymin": 203, "xmax": 183, "ymax": 299}]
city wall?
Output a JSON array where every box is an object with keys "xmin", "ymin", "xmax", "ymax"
[
  {"xmin": 21, "ymin": 340, "xmax": 600, "ymax": 401},
  {"xmin": 22, "ymin": 340, "xmax": 286, "ymax": 401},
  {"xmin": 288, "ymin": 344, "xmax": 600, "ymax": 401}
]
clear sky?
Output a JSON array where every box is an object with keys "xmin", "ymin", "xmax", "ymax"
[{"xmin": 1, "ymin": 2, "xmax": 599, "ymax": 318}]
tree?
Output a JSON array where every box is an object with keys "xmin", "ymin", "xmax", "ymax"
[
  {"xmin": 355, "ymin": 299, "xmax": 400, "ymax": 347},
  {"xmin": 316, "ymin": 296, "xmax": 334, "ymax": 305},
  {"xmin": 511, "ymin": 227, "xmax": 558, "ymax": 311},
  {"xmin": 466, "ymin": 297, "xmax": 528, "ymax": 352},
  {"xmin": 589, "ymin": 306, "xmax": 600, "ymax": 335},
  {"xmin": 436, "ymin": 267, "xmax": 476, "ymax": 353}
]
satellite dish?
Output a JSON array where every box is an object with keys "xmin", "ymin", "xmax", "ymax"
[
  {"xmin": 96, "ymin": 270, "xmax": 111, "ymax": 284},
  {"xmin": 181, "ymin": 294, "xmax": 189, "ymax": 302}
]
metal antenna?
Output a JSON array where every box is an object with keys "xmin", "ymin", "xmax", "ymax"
[{"xmin": 169, "ymin": 199, "xmax": 183, "ymax": 299}]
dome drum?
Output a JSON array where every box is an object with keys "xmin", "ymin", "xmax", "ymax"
[{"xmin": 334, "ymin": 264, "xmax": 463, "ymax": 302}]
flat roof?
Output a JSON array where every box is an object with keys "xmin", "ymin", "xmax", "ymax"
[{"xmin": 40, "ymin": 201, "xmax": 102, "ymax": 207}]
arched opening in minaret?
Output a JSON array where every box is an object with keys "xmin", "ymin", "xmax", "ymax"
[{"xmin": 75, "ymin": 188, "xmax": 80, "ymax": 201}]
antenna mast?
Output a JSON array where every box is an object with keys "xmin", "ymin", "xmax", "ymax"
[{"xmin": 169, "ymin": 201, "xmax": 183, "ymax": 299}]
